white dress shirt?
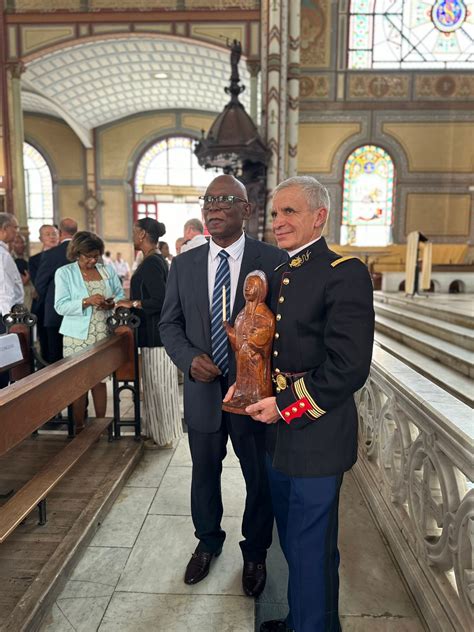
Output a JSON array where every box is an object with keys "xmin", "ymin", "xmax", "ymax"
[
  {"xmin": 0, "ymin": 240, "xmax": 24, "ymax": 316},
  {"xmin": 114, "ymin": 259, "xmax": 130, "ymax": 278},
  {"xmin": 208, "ymin": 232, "xmax": 245, "ymax": 315},
  {"xmin": 181, "ymin": 233, "xmax": 208, "ymax": 253}
]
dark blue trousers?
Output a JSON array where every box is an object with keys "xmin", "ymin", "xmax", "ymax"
[{"xmin": 266, "ymin": 456, "xmax": 343, "ymax": 632}]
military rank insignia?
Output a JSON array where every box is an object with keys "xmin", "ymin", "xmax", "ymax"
[{"xmin": 289, "ymin": 249, "xmax": 311, "ymax": 268}]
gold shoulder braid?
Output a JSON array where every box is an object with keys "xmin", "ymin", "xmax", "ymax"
[
  {"xmin": 330, "ymin": 256, "xmax": 359, "ymax": 268},
  {"xmin": 289, "ymin": 249, "xmax": 311, "ymax": 269}
]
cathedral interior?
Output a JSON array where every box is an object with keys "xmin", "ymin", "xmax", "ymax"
[{"xmin": 0, "ymin": 1, "xmax": 472, "ymax": 631}]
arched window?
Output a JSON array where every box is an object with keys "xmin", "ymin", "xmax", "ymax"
[
  {"xmin": 341, "ymin": 145, "xmax": 394, "ymax": 246},
  {"xmin": 348, "ymin": 1, "xmax": 474, "ymax": 68},
  {"xmin": 135, "ymin": 136, "xmax": 214, "ymax": 194},
  {"xmin": 23, "ymin": 142, "xmax": 54, "ymax": 240},
  {"xmin": 134, "ymin": 136, "xmax": 216, "ymax": 254}
]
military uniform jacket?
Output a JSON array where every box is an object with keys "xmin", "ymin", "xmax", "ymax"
[{"xmin": 267, "ymin": 237, "xmax": 374, "ymax": 478}]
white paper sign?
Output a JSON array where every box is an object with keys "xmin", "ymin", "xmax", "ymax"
[{"xmin": 0, "ymin": 333, "xmax": 23, "ymax": 369}]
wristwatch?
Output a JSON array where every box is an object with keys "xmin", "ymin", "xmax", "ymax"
[{"xmin": 132, "ymin": 300, "xmax": 140, "ymax": 309}]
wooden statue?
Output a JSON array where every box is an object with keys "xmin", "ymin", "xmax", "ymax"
[{"xmin": 222, "ymin": 270, "xmax": 275, "ymax": 415}]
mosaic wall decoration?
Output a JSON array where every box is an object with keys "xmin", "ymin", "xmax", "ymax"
[
  {"xmin": 299, "ymin": 74, "xmax": 331, "ymax": 99},
  {"xmin": 301, "ymin": 0, "xmax": 331, "ymax": 67},
  {"xmin": 342, "ymin": 144, "xmax": 394, "ymax": 246},
  {"xmin": 348, "ymin": 0, "xmax": 474, "ymax": 68},
  {"xmin": 415, "ymin": 73, "xmax": 474, "ymax": 98},
  {"xmin": 348, "ymin": 73, "xmax": 410, "ymax": 99}
]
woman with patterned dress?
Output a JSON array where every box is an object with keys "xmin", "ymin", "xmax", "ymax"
[
  {"xmin": 54, "ymin": 231, "xmax": 124, "ymax": 432},
  {"xmin": 117, "ymin": 218, "xmax": 182, "ymax": 449}
]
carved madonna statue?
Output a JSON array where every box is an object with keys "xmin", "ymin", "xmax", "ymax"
[{"xmin": 222, "ymin": 270, "xmax": 275, "ymax": 415}]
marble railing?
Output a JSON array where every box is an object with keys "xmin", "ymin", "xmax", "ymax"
[{"xmin": 354, "ymin": 346, "xmax": 473, "ymax": 632}]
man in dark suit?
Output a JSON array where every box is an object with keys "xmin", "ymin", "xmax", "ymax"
[
  {"xmin": 160, "ymin": 175, "xmax": 286, "ymax": 597},
  {"xmin": 34, "ymin": 218, "xmax": 77, "ymax": 363},
  {"xmin": 30, "ymin": 224, "xmax": 59, "ymax": 362},
  {"xmin": 238, "ymin": 176, "xmax": 374, "ymax": 632}
]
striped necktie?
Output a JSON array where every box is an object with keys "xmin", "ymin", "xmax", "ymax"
[{"xmin": 211, "ymin": 250, "xmax": 230, "ymax": 375}]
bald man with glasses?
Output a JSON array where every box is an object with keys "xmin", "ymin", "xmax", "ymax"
[{"xmin": 160, "ymin": 175, "xmax": 286, "ymax": 598}]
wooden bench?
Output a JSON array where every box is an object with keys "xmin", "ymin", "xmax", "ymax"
[{"xmin": 0, "ymin": 328, "xmax": 136, "ymax": 544}]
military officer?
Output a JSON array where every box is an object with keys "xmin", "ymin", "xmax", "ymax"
[{"xmin": 226, "ymin": 176, "xmax": 375, "ymax": 632}]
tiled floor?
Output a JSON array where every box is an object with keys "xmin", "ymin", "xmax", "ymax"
[{"xmin": 39, "ymin": 435, "xmax": 425, "ymax": 632}]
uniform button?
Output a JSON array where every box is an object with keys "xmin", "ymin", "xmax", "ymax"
[
  {"xmin": 274, "ymin": 368, "xmax": 280, "ymax": 373},
  {"xmin": 276, "ymin": 314, "xmax": 282, "ymax": 321},
  {"xmin": 273, "ymin": 351, "xmax": 279, "ymax": 357},
  {"xmin": 278, "ymin": 296, "xmax": 285, "ymax": 303},
  {"xmin": 274, "ymin": 332, "xmax": 280, "ymax": 339},
  {"xmin": 283, "ymin": 278, "xmax": 290, "ymax": 285},
  {"xmin": 299, "ymin": 402, "xmax": 305, "ymax": 408},
  {"xmin": 284, "ymin": 411, "xmax": 290, "ymax": 418},
  {"xmin": 276, "ymin": 387, "xmax": 281, "ymax": 393},
  {"xmin": 292, "ymin": 407, "xmax": 297, "ymax": 413}
]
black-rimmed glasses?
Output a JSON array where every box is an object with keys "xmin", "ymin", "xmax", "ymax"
[{"xmin": 199, "ymin": 195, "xmax": 248, "ymax": 210}]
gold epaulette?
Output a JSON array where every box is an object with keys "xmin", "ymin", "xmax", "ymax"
[{"xmin": 331, "ymin": 256, "xmax": 360, "ymax": 268}]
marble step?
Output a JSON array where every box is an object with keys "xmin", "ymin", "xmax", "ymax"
[
  {"xmin": 374, "ymin": 314, "xmax": 474, "ymax": 378},
  {"xmin": 374, "ymin": 292, "xmax": 474, "ymax": 330},
  {"xmin": 374, "ymin": 302, "xmax": 474, "ymax": 351},
  {"xmin": 374, "ymin": 332, "xmax": 474, "ymax": 407}
]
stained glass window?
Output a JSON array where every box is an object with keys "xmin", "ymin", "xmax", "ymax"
[
  {"xmin": 23, "ymin": 142, "xmax": 54, "ymax": 240},
  {"xmin": 348, "ymin": 1, "xmax": 474, "ymax": 68},
  {"xmin": 341, "ymin": 145, "xmax": 394, "ymax": 246},
  {"xmin": 135, "ymin": 136, "xmax": 215, "ymax": 193}
]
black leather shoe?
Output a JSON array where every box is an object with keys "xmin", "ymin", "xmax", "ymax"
[
  {"xmin": 242, "ymin": 560, "xmax": 267, "ymax": 597},
  {"xmin": 184, "ymin": 548, "xmax": 221, "ymax": 585},
  {"xmin": 260, "ymin": 621, "xmax": 293, "ymax": 632}
]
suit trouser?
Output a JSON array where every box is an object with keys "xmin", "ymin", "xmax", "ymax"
[
  {"xmin": 45, "ymin": 327, "xmax": 63, "ymax": 364},
  {"xmin": 0, "ymin": 319, "xmax": 9, "ymax": 389},
  {"xmin": 267, "ymin": 455, "xmax": 343, "ymax": 632},
  {"xmin": 187, "ymin": 388, "xmax": 273, "ymax": 562}
]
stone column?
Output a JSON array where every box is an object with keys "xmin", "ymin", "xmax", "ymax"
[
  {"xmin": 0, "ymin": 2, "xmax": 11, "ymax": 214},
  {"xmin": 246, "ymin": 60, "xmax": 260, "ymax": 125},
  {"xmin": 6, "ymin": 61, "xmax": 27, "ymax": 233},
  {"xmin": 287, "ymin": 0, "xmax": 301, "ymax": 177},
  {"xmin": 261, "ymin": 0, "xmax": 289, "ymax": 241}
]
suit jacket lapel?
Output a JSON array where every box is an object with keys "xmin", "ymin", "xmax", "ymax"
[
  {"xmin": 191, "ymin": 244, "xmax": 212, "ymax": 352},
  {"xmin": 231, "ymin": 236, "xmax": 261, "ymax": 322}
]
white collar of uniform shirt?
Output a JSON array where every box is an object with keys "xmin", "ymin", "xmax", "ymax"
[{"xmin": 287, "ymin": 235, "xmax": 322, "ymax": 258}]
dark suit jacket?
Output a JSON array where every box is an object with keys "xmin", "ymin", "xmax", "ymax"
[
  {"xmin": 34, "ymin": 240, "xmax": 70, "ymax": 328},
  {"xmin": 160, "ymin": 235, "xmax": 287, "ymax": 435},
  {"xmin": 29, "ymin": 251, "xmax": 43, "ymax": 286},
  {"xmin": 130, "ymin": 252, "xmax": 168, "ymax": 348},
  {"xmin": 267, "ymin": 237, "xmax": 375, "ymax": 478}
]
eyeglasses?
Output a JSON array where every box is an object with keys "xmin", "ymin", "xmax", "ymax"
[
  {"xmin": 81, "ymin": 253, "xmax": 100, "ymax": 261},
  {"xmin": 199, "ymin": 195, "xmax": 247, "ymax": 210}
]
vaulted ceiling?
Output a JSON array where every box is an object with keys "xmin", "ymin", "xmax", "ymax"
[{"xmin": 21, "ymin": 36, "xmax": 251, "ymax": 148}]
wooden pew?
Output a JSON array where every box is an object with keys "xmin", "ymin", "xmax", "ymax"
[{"xmin": 0, "ymin": 327, "xmax": 136, "ymax": 544}]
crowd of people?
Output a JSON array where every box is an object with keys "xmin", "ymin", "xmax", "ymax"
[{"xmin": 0, "ymin": 174, "xmax": 375, "ymax": 632}]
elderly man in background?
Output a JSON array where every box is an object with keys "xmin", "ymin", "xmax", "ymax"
[
  {"xmin": 180, "ymin": 217, "xmax": 208, "ymax": 253},
  {"xmin": 0, "ymin": 212, "xmax": 23, "ymax": 388},
  {"xmin": 34, "ymin": 217, "xmax": 78, "ymax": 363},
  {"xmin": 238, "ymin": 176, "xmax": 374, "ymax": 632},
  {"xmin": 30, "ymin": 224, "xmax": 60, "ymax": 362}
]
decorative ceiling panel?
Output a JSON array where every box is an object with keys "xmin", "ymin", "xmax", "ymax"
[{"xmin": 22, "ymin": 36, "xmax": 251, "ymax": 132}]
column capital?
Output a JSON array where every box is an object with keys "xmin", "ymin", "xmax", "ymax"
[
  {"xmin": 246, "ymin": 60, "xmax": 261, "ymax": 77},
  {"xmin": 6, "ymin": 61, "xmax": 26, "ymax": 80}
]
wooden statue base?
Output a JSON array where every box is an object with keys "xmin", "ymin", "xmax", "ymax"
[{"xmin": 222, "ymin": 395, "xmax": 256, "ymax": 416}]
